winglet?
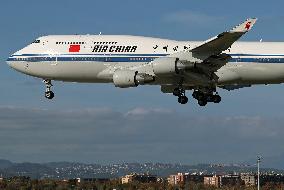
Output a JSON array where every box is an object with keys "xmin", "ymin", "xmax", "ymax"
[{"xmin": 230, "ymin": 18, "xmax": 257, "ymax": 33}]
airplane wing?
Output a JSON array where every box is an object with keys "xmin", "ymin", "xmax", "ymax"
[
  {"xmin": 191, "ymin": 18, "xmax": 257, "ymax": 58},
  {"xmin": 168, "ymin": 18, "xmax": 257, "ymax": 82}
]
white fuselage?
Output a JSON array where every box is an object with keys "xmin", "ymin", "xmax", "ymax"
[{"xmin": 7, "ymin": 35, "xmax": 284, "ymax": 87}]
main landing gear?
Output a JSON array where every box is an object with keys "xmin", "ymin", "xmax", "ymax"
[
  {"xmin": 44, "ymin": 79, "xmax": 55, "ymax": 99},
  {"xmin": 173, "ymin": 87, "xmax": 188, "ymax": 105},
  {"xmin": 192, "ymin": 90, "xmax": 221, "ymax": 106}
]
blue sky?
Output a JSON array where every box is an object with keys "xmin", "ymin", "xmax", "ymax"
[{"xmin": 1, "ymin": 0, "xmax": 284, "ymax": 168}]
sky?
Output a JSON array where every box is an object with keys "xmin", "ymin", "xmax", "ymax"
[{"xmin": 1, "ymin": 0, "xmax": 284, "ymax": 168}]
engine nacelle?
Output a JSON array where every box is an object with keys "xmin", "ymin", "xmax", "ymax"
[
  {"xmin": 113, "ymin": 70, "xmax": 155, "ymax": 88},
  {"xmin": 152, "ymin": 57, "xmax": 196, "ymax": 75}
]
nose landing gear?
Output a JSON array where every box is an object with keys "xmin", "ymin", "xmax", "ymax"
[{"xmin": 44, "ymin": 80, "xmax": 55, "ymax": 99}]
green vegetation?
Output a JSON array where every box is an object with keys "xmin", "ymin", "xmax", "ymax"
[{"xmin": 0, "ymin": 177, "xmax": 284, "ymax": 190}]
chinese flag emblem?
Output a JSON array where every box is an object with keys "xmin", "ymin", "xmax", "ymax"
[{"xmin": 69, "ymin": 45, "xmax": 80, "ymax": 52}]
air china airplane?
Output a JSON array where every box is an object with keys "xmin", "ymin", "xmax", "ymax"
[{"xmin": 7, "ymin": 18, "xmax": 284, "ymax": 106}]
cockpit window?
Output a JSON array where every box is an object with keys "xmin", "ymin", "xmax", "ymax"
[{"xmin": 32, "ymin": 40, "xmax": 40, "ymax": 44}]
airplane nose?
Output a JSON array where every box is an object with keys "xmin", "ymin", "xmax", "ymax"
[
  {"xmin": 6, "ymin": 55, "xmax": 24, "ymax": 72},
  {"xmin": 6, "ymin": 56, "xmax": 13, "ymax": 66},
  {"xmin": 6, "ymin": 55, "xmax": 16, "ymax": 68}
]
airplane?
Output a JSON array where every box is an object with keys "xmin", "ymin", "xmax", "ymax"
[{"xmin": 7, "ymin": 18, "xmax": 283, "ymax": 106}]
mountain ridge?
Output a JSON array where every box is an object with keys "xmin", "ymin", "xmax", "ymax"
[{"xmin": 0, "ymin": 159, "xmax": 283, "ymax": 179}]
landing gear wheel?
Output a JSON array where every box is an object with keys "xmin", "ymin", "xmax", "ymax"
[
  {"xmin": 198, "ymin": 99, "xmax": 207, "ymax": 106},
  {"xmin": 178, "ymin": 96, "xmax": 188, "ymax": 104},
  {"xmin": 213, "ymin": 95, "xmax": 221, "ymax": 103},
  {"xmin": 45, "ymin": 91, "xmax": 54, "ymax": 99},
  {"xmin": 192, "ymin": 91, "xmax": 199, "ymax": 99}
]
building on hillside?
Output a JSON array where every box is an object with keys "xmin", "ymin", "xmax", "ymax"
[
  {"xmin": 133, "ymin": 174, "xmax": 157, "ymax": 183},
  {"xmin": 220, "ymin": 175, "xmax": 242, "ymax": 186},
  {"xmin": 121, "ymin": 173, "xmax": 157, "ymax": 184},
  {"xmin": 168, "ymin": 173, "xmax": 208, "ymax": 185},
  {"xmin": 204, "ymin": 175, "xmax": 220, "ymax": 188},
  {"xmin": 184, "ymin": 174, "xmax": 206, "ymax": 184},
  {"xmin": 241, "ymin": 174, "xmax": 256, "ymax": 186},
  {"xmin": 121, "ymin": 174, "xmax": 135, "ymax": 184},
  {"xmin": 259, "ymin": 174, "xmax": 284, "ymax": 186},
  {"xmin": 76, "ymin": 178, "xmax": 110, "ymax": 183},
  {"xmin": 167, "ymin": 173, "xmax": 185, "ymax": 185}
]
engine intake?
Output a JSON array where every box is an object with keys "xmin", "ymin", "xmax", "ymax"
[{"xmin": 113, "ymin": 70, "xmax": 155, "ymax": 88}]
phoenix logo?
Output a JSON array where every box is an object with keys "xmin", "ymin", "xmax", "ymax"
[{"xmin": 245, "ymin": 22, "xmax": 252, "ymax": 30}]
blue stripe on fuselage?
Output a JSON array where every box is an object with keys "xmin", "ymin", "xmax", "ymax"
[
  {"xmin": 7, "ymin": 54, "xmax": 284, "ymax": 63},
  {"xmin": 7, "ymin": 56, "xmax": 158, "ymax": 62},
  {"xmin": 9, "ymin": 53, "xmax": 169, "ymax": 57}
]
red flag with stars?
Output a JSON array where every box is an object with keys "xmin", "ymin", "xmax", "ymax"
[{"xmin": 69, "ymin": 45, "xmax": 80, "ymax": 52}]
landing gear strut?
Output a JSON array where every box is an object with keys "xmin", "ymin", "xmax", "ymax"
[
  {"xmin": 192, "ymin": 90, "xmax": 221, "ymax": 106},
  {"xmin": 173, "ymin": 87, "xmax": 188, "ymax": 105},
  {"xmin": 44, "ymin": 80, "xmax": 55, "ymax": 99}
]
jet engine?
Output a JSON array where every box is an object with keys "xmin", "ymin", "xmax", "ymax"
[
  {"xmin": 152, "ymin": 57, "xmax": 196, "ymax": 75},
  {"xmin": 113, "ymin": 70, "xmax": 155, "ymax": 88}
]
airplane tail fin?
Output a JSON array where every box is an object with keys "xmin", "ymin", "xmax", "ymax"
[{"xmin": 230, "ymin": 18, "xmax": 257, "ymax": 33}]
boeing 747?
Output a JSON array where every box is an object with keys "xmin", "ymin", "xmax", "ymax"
[{"xmin": 8, "ymin": 18, "xmax": 283, "ymax": 106}]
